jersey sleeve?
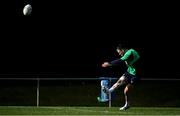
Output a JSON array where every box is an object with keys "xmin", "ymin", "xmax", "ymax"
[
  {"xmin": 110, "ymin": 59, "xmax": 123, "ymax": 65},
  {"xmin": 120, "ymin": 49, "xmax": 140, "ymax": 65},
  {"xmin": 120, "ymin": 49, "xmax": 132, "ymax": 61}
]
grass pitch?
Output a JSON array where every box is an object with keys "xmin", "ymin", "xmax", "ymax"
[{"xmin": 0, "ymin": 106, "xmax": 180, "ymax": 115}]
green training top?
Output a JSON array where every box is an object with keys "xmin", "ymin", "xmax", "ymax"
[{"xmin": 120, "ymin": 48, "xmax": 140, "ymax": 75}]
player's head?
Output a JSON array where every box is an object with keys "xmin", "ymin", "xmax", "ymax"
[{"xmin": 116, "ymin": 44, "xmax": 128, "ymax": 56}]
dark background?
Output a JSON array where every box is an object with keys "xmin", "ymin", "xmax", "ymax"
[
  {"xmin": 0, "ymin": 1, "xmax": 180, "ymax": 78},
  {"xmin": 0, "ymin": 0, "xmax": 180, "ymax": 108}
]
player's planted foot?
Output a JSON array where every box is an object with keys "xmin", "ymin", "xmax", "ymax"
[{"xmin": 119, "ymin": 104, "xmax": 130, "ymax": 110}]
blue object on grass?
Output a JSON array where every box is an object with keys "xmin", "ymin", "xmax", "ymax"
[{"xmin": 97, "ymin": 79, "xmax": 109, "ymax": 102}]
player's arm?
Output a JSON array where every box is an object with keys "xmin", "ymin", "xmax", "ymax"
[
  {"xmin": 108, "ymin": 49, "xmax": 135, "ymax": 66},
  {"xmin": 110, "ymin": 59, "xmax": 123, "ymax": 65},
  {"xmin": 102, "ymin": 59, "xmax": 123, "ymax": 67},
  {"xmin": 102, "ymin": 50, "xmax": 132, "ymax": 67}
]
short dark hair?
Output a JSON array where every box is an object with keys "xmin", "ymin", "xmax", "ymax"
[{"xmin": 117, "ymin": 43, "xmax": 129, "ymax": 50}]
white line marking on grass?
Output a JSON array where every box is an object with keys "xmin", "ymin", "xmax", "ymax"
[
  {"xmin": 69, "ymin": 107, "xmax": 129, "ymax": 115},
  {"xmin": 38, "ymin": 106, "xmax": 65, "ymax": 110},
  {"xmin": 70, "ymin": 107, "xmax": 110, "ymax": 113}
]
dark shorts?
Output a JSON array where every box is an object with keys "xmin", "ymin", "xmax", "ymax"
[{"xmin": 123, "ymin": 72, "xmax": 139, "ymax": 85}]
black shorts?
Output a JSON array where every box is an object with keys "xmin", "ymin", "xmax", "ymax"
[{"xmin": 123, "ymin": 72, "xmax": 139, "ymax": 85}]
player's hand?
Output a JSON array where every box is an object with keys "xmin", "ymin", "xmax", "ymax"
[{"xmin": 102, "ymin": 62, "xmax": 110, "ymax": 67}]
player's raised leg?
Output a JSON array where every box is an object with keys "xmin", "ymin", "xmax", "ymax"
[{"xmin": 102, "ymin": 75, "xmax": 127, "ymax": 94}]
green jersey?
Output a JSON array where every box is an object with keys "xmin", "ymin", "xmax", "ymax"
[{"xmin": 120, "ymin": 49, "xmax": 140, "ymax": 75}]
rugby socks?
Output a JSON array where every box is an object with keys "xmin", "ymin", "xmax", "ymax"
[
  {"xmin": 109, "ymin": 81, "xmax": 125, "ymax": 92},
  {"xmin": 124, "ymin": 92, "xmax": 130, "ymax": 107}
]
